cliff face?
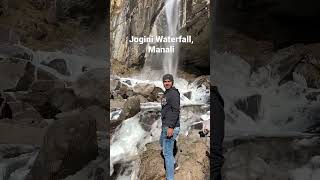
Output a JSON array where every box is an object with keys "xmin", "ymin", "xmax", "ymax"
[
  {"xmin": 110, "ymin": 0, "xmax": 210, "ymax": 75},
  {"xmin": 110, "ymin": 0, "xmax": 165, "ymax": 74}
]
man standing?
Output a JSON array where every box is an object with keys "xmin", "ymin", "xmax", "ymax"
[
  {"xmin": 160, "ymin": 74, "xmax": 180, "ymax": 180},
  {"xmin": 211, "ymin": 85, "xmax": 225, "ymax": 180}
]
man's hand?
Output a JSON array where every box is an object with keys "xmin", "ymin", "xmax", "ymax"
[{"xmin": 167, "ymin": 127, "xmax": 174, "ymax": 138}]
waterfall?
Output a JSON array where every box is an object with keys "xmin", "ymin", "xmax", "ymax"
[{"xmin": 163, "ymin": 0, "xmax": 180, "ymax": 77}]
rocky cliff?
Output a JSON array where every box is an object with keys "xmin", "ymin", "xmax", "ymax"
[{"xmin": 111, "ymin": 0, "xmax": 210, "ymax": 75}]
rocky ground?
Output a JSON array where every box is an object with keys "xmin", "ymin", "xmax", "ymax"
[{"xmin": 138, "ymin": 134, "xmax": 210, "ymax": 180}]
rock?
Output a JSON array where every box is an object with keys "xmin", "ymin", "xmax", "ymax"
[
  {"xmin": 139, "ymin": 110, "xmax": 160, "ymax": 132},
  {"xmin": 149, "ymin": 87, "xmax": 164, "ymax": 102},
  {"xmin": 191, "ymin": 122, "xmax": 203, "ymax": 130},
  {"xmin": 111, "ymin": 0, "xmax": 165, "ymax": 72},
  {"xmin": 0, "ymin": 101, "xmax": 12, "ymax": 119},
  {"xmin": 118, "ymin": 83, "xmax": 133, "ymax": 99},
  {"xmin": 25, "ymin": 109, "xmax": 98, "ymax": 180},
  {"xmin": 43, "ymin": 59, "xmax": 71, "ymax": 76},
  {"xmin": 12, "ymin": 108, "xmax": 43, "ymax": 127},
  {"xmin": 0, "ymin": 0, "xmax": 9, "ymax": 16},
  {"xmin": 0, "ymin": 152, "xmax": 34, "ymax": 180},
  {"xmin": 118, "ymin": 95, "xmax": 145, "ymax": 121},
  {"xmin": 37, "ymin": 68, "xmax": 58, "ymax": 80},
  {"xmin": 235, "ymin": 94, "xmax": 262, "ymax": 121},
  {"xmin": 183, "ymin": 91, "xmax": 192, "ymax": 99},
  {"xmin": 0, "ymin": 44, "xmax": 32, "ymax": 60},
  {"xmin": 306, "ymin": 91, "xmax": 320, "ymax": 101},
  {"xmin": 110, "ymin": 78, "xmax": 120, "ymax": 91},
  {"xmin": 73, "ymin": 68, "xmax": 106, "ymax": 107},
  {"xmin": 32, "ymin": 23, "xmax": 48, "ymax": 40},
  {"xmin": 0, "ymin": 58, "xmax": 29, "ymax": 91},
  {"xmin": 0, "ymin": 144, "xmax": 38, "ymax": 158},
  {"xmin": 30, "ymin": 80, "xmax": 65, "ymax": 92},
  {"xmin": 138, "ymin": 136, "xmax": 209, "ymax": 180},
  {"xmin": 275, "ymin": 52, "xmax": 306, "ymax": 86},
  {"xmin": 110, "ymin": 119, "xmax": 122, "ymax": 136},
  {"xmin": 133, "ymin": 83, "xmax": 155, "ymax": 97},
  {"xmin": 223, "ymin": 135, "xmax": 320, "ymax": 180},
  {"xmin": 193, "ymin": 75, "xmax": 210, "ymax": 89},
  {"xmin": 305, "ymin": 122, "xmax": 320, "ymax": 134},
  {"xmin": 82, "ymin": 105, "xmax": 107, "ymax": 131},
  {"xmin": 294, "ymin": 63, "xmax": 320, "ymax": 89},
  {"xmin": 110, "ymin": 99, "xmax": 125, "ymax": 110},
  {"xmin": 17, "ymin": 91, "xmax": 61, "ymax": 119},
  {"xmin": 15, "ymin": 62, "xmax": 36, "ymax": 91},
  {"xmin": 48, "ymin": 87, "xmax": 77, "ymax": 112},
  {"xmin": 179, "ymin": 0, "xmax": 210, "ymax": 73}
]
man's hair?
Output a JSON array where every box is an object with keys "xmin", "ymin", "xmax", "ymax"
[{"xmin": 162, "ymin": 74, "xmax": 174, "ymax": 82}]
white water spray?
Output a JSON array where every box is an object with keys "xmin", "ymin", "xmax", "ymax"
[{"xmin": 163, "ymin": 0, "xmax": 180, "ymax": 77}]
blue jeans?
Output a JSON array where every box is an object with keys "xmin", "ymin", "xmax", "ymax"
[{"xmin": 160, "ymin": 126, "xmax": 180, "ymax": 180}]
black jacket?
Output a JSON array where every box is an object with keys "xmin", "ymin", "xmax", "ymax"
[
  {"xmin": 211, "ymin": 85, "xmax": 225, "ymax": 180},
  {"xmin": 161, "ymin": 86, "xmax": 180, "ymax": 128}
]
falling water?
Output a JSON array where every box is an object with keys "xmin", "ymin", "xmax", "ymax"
[{"xmin": 163, "ymin": 0, "xmax": 180, "ymax": 77}]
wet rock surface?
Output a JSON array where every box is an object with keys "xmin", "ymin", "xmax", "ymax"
[
  {"xmin": 222, "ymin": 135, "xmax": 320, "ymax": 180},
  {"xmin": 138, "ymin": 135, "xmax": 209, "ymax": 180}
]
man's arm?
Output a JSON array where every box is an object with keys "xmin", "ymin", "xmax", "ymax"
[{"xmin": 167, "ymin": 90, "xmax": 180, "ymax": 128}]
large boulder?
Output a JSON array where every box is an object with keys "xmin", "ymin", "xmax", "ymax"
[
  {"xmin": 138, "ymin": 110, "xmax": 160, "ymax": 132},
  {"xmin": 16, "ymin": 91, "xmax": 61, "ymax": 119},
  {"xmin": 149, "ymin": 86, "xmax": 164, "ymax": 102},
  {"xmin": 9, "ymin": 105, "xmax": 44, "ymax": 127},
  {"xmin": 25, "ymin": 109, "xmax": 98, "ymax": 180},
  {"xmin": 82, "ymin": 105, "xmax": 107, "ymax": 131},
  {"xmin": 73, "ymin": 68, "xmax": 106, "ymax": 107},
  {"xmin": 133, "ymin": 83, "xmax": 155, "ymax": 97},
  {"xmin": 48, "ymin": 87, "xmax": 77, "ymax": 112},
  {"xmin": 138, "ymin": 136, "xmax": 209, "ymax": 180},
  {"xmin": 42, "ymin": 59, "xmax": 71, "ymax": 76},
  {"xmin": 118, "ymin": 95, "xmax": 147, "ymax": 121},
  {"xmin": 222, "ymin": 135, "xmax": 320, "ymax": 180},
  {"xmin": 0, "ymin": 58, "xmax": 30, "ymax": 91},
  {"xmin": 14, "ymin": 62, "xmax": 36, "ymax": 91},
  {"xmin": 110, "ymin": 78, "xmax": 121, "ymax": 91}
]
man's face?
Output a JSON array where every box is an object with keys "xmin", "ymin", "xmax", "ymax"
[{"xmin": 163, "ymin": 79, "xmax": 173, "ymax": 89}]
